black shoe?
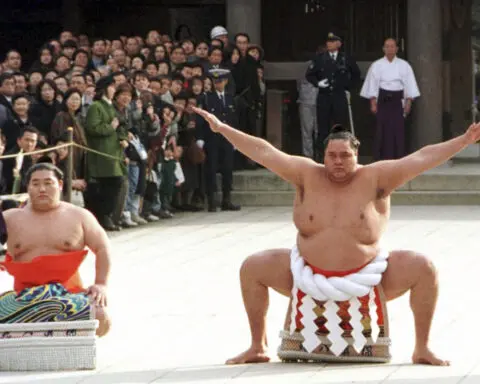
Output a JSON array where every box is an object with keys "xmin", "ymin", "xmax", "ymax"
[
  {"xmin": 158, "ymin": 210, "xmax": 174, "ymax": 219},
  {"xmin": 182, "ymin": 204, "xmax": 203, "ymax": 212},
  {"xmin": 207, "ymin": 196, "xmax": 217, "ymax": 212},
  {"xmin": 221, "ymin": 201, "xmax": 241, "ymax": 211},
  {"xmin": 101, "ymin": 216, "xmax": 118, "ymax": 231}
]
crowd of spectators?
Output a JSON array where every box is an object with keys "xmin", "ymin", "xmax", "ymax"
[{"xmin": 0, "ymin": 26, "xmax": 265, "ymax": 231}]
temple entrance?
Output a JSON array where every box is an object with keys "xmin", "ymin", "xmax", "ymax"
[{"xmin": 262, "ymin": 0, "xmax": 407, "ymax": 159}]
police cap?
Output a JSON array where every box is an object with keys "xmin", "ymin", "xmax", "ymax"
[
  {"xmin": 209, "ymin": 68, "xmax": 230, "ymax": 82},
  {"xmin": 326, "ymin": 32, "xmax": 342, "ymax": 42}
]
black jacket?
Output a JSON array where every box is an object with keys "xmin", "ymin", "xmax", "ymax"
[{"xmin": 306, "ymin": 51, "xmax": 361, "ymax": 94}]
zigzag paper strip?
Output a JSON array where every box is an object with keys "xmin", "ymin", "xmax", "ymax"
[
  {"xmin": 300, "ymin": 296, "xmax": 320, "ymax": 353},
  {"xmin": 349, "ymin": 296, "xmax": 367, "ymax": 353},
  {"xmin": 324, "ymin": 300, "xmax": 348, "ymax": 356}
]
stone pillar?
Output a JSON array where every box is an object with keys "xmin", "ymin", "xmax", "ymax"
[
  {"xmin": 407, "ymin": 0, "xmax": 443, "ymax": 150},
  {"xmin": 226, "ymin": 0, "xmax": 261, "ymax": 45},
  {"xmin": 447, "ymin": 0, "xmax": 473, "ymax": 138}
]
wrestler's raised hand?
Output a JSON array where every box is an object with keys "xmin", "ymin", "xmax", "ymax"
[
  {"xmin": 464, "ymin": 122, "xmax": 480, "ymax": 144},
  {"xmin": 87, "ymin": 284, "xmax": 108, "ymax": 307},
  {"xmin": 193, "ymin": 106, "xmax": 222, "ymax": 132}
]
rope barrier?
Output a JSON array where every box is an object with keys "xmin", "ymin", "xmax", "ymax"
[
  {"xmin": 71, "ymin": 142, "xmax": 125, "ymax": 162},
  {"xmin": 0, "ymin": 193, "xmax": 28, "ymax": 201},
  {"xmin": 0, "ymin": 143, "xmax": 72, "ymax": 160},
  {"xmin": 0, "ymin": 142, "xmax": 125, "ymax": 162},
  {"xmin": 0, "ymin": 128, "xmax": 131, "ymax": 203}
]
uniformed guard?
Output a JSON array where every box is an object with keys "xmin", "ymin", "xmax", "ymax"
[
  {"xmin": 197, "ymin": 68, "xmax": 241, "ymax": 212},
  {"xmin": 306, "ymin": 33, "xmax": 361, "ymax": 160}
]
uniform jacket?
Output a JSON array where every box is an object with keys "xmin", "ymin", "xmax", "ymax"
[
  {"xmin": 305, "ymin": 51, "xmax": 361, "ymax": 95},
  {"xmin": 197, "ymin": 91, "xmax": 238, "ymax": 142}
]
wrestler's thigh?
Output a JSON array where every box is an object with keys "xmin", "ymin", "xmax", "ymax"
[
  {"xmin": 381, "ymin": 249, "xmax": 435, "ymax": 301},
  {"xmin": 241, "ymin": 248, "xmax": 292, "ymax": 297}
]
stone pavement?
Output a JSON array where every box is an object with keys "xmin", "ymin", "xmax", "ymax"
[{"xmin": 2, "ymin": 206, "xmax": 480, "ymax": 383}]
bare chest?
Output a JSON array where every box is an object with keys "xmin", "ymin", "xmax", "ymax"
[
  {"xmin": 7, "ymin": 214, "xmax": 84, "ymax": 260},
  {"xmin": 293, "ymin": 181, "xmax": 389, "ymax": 239}
]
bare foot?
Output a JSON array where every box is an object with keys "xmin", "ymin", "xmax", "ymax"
[
  {"xmin": 412, "ymin": 347, "xmax": 450, "ymax": 366},
  {"xmin": 95, "ymin": 306, "xmax": 112, "ymax": 337},
  {"xmin": 226, "ymin": 346, "xmax": 271, "ymax": 365}
]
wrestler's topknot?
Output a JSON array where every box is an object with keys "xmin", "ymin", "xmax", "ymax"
[{"xmin": 323, "ymin": 124, "xmax": 360, "ymax": 151}]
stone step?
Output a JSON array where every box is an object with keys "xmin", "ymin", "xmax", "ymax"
[
  {"xmin": 228, "ymin": 170, "xmax": 480, "ymax": 192},
  {"xmin": 230, "ymin": 190, "xmax": 480, "ymax": 206}
]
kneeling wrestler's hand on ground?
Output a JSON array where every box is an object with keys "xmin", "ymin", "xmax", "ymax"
[{"xmin": 87, "ymin": 284, "xmax": 108, "ymax": 307}]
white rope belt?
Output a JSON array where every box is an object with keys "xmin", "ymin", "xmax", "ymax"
[
  {"xmin": 289, "ymin": 245, "xmax": 389, "ymax": 356},
  {"xmin": 291, "ymin": 245, "xmax": 389, "ymax": 301}
]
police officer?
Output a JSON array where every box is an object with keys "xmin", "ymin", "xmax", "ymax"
[
  {"xmin": 197, "ymin": 68, "xmax": 241, "ymax": 212},
  {"xmin": 306, "ymin": 33, "xmax": 360, "ymax": 159}
]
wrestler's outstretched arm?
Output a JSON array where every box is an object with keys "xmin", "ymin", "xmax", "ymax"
[
  {"xmin": 374, "ymin": 122, "xmax": 480, "ymax": 194},
  {"xmin": 193, "ymin": 107, "xmax": 316, "ymax": 186}
]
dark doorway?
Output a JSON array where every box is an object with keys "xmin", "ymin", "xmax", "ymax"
[
  {"xmin": 0, "ymin": 0, "xmax": 63, "ymax": 70},
  {"xmin": 262, "ymin": 0, "xmax": 407, "ymax": 160},
  {"xmin": 169, "ymin": 5, "xmax": 226, "ymax": 41},
  {"xmin": 262, "ymin": 0, "xmax": 407, "ymax": 62},
  {"xmin": 82, "ymin": 1, "xmax": 225, "ymax": 42}
]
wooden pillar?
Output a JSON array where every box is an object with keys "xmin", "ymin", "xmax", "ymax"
[
  {"xmin": 226, "ymin": 0, "xmax": 261, "ymax": 44},
  {"xmin": 64, "ymin": 127, "xmax": 74, "ymax": 203},
  {"xmin": 407, "ymin": 0, "xmax": 443, "ymax": 150}
]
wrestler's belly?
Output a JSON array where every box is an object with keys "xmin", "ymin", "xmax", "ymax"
[
  {"xmin": 297, "ymin": 229, "xmax": 380, "ymax": 271},
  {"xmin": 12, "ymin": 247, "xmax": 84, "ymax": 262}
]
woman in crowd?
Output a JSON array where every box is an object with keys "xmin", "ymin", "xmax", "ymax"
[
  {"xmin": 50, "ymin": 88, "xmax": 88, "ymax": 182},
  {"xmin": 28, "ymin": 79, "xmax": 61, "ymax": 138},
  {"xmin": 84, "ymin": 76, "xmax": 127, "ymax": 231}
]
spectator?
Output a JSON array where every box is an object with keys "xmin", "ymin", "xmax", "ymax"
[
  {"xmin": 170, "ymin": 46, "xmax": 186, "ymax": 72},
  {"xmin": 29, "ymin": 45, "xmax": 54, "ymax": 73},
  {"xmin": 3, "ymin": 93, "xmax": 32, "ymax": 151},
  {"xmin": 84, "ymin": 76, "xmax": 126, "ymax": 231},
  {"xmin": 13, "ymin": 72, "xmax": 28, "ymax": 95},
  {"xmin": 54, "ymin": 76, "xmax": 69, "ymax": 95},
  {"xmin": 177, "ymin": 93, "xmax": 203, "ymax": 211},
  {"xmin": 210, "ymin": 26, "xmax": 229, "ymax": 49},
  {"xmin": 152, "ymin": 44, "xmax": 168, "ymax": 62},
  {"xmin": 158, "ymin": 60, "xmax": 171, "ymax": 76},
  {"xmin": 0, "ymin": 24, "xmax": 266, "ymax": 226},
  {"xmin": 50, "ymin": 88, "xmax": 87, "ymax": 180},
  {"xmin": 53, "ymin": 134, "xmax": 87, "ymax": 202},
  {"xmin": 90, "ymin": 38, "xmax": 107, "ymax": 69},
  {"xmin": 3, "ymin": 50, "xmax": 22, "ymax": 73},
  {"xmin": 27, "ymin": 71, "xmax": 44, "ymax": 95},
  {"xmin": 0, "ymin": 74, "xmax": 16, "ymax": 128},
  {"xmin": 73, "ymin": 49, "xmax": 89, "ymax": 70},
  {"xmin": 62, "ymin": 39, "xmax": 78, "ymax": 59},
  {"xmin": 29, "ymin": 79, "xmax": 61, "ymax": 137},
  {"xmin": 2, "ymin": 126, "xmax": 38, "ymax": 194}
]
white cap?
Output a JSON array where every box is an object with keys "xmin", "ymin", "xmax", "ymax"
[{"xmin": 210, "ymin": 26, "xmax": 228, "ymax": 40}]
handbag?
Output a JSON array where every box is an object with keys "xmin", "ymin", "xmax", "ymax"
[
  {"xmin": 185, "ymin": 142, "xmax": 205, "ymax": 165},
  {"xmin": 143, "ymin": 169, "xmax": 158, "ymax": 202}
]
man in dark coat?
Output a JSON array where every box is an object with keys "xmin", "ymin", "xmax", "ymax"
[
  {"xmin": 306, "ymin": 33, "xmax": 361, "ymax": 159},
  {"xmin": 197, "ymin": 69, "xmax": 240, "ymax": 212}
]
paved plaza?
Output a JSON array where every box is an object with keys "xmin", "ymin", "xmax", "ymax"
[{"xmin": 1, "ymin": 205, "xmax": 480, "ymax": 383}]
